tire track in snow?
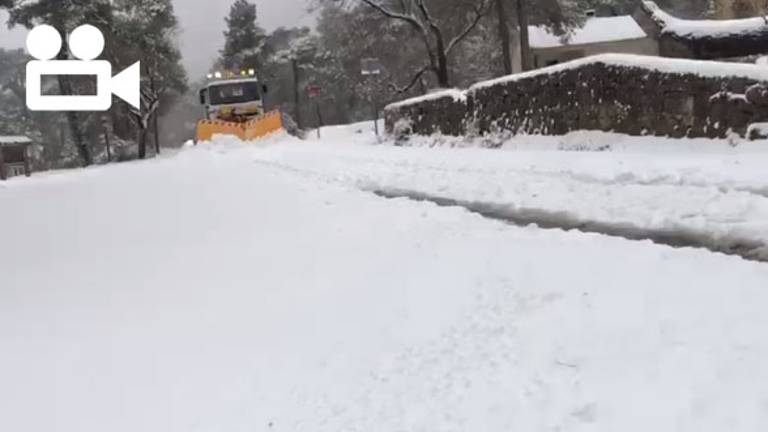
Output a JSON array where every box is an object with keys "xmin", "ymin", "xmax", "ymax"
[
  {"xmin": 555, "ymin": 171, "xmax": 768, "ymax": 199},
  {"xmin": 370, "ymin": 188, "xmax": 768, "ymax": 264},
  {"xmin": 247, "ymin": 157, "xmax": 768, "ymax": 263}
]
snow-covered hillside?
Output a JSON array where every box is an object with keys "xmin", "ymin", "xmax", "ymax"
[{"xmin": 2, "ymin": 128, "xmax": 768, "ymax": 432}]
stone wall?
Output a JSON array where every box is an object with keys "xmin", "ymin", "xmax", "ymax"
[
  {"xmin": 383, "ymin": 90, "xmax": 467, "ymax": 138},
  {"xmin": 384, "ymin": 55, "xmax": 768, "ymax": 139}
]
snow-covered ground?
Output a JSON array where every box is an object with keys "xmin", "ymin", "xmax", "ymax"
[
  {"xmin": 256, "ymin": 129, "xmax": 768, "ymax": 260},
  {"xmin": 2, "ymin": 126, "xmax": 768, "ymax": 432}
]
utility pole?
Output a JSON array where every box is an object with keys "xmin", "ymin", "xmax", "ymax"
[
  {"xmin": 292, "ymin": 58, "xmax": 303, "ymax": 130},
  {"xmin": 373, "ymin": 100, "xmax": 380, "ymax": 137},
  {"xmin": 361, "ymin": 57, "xmax": 383, "ymax": 137}
]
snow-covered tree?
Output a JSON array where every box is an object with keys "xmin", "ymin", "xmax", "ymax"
[
  {"xmin": 310, "ymin": 3, "xmax": 427, "ymax": 117},
  {"xmin": 221, "ymin": 0, "xmax": 267, "ymax": 71},
  {"xmin": 112, "ymin": 0, "xmax": 188, "ymax": 159},
  {"xmin": 0, "ymin": 48, "xmax": 33, "ymax": 137},
  {"xmin": 356, "ymin": 0, "xmax": 492, "ymax": 89}
]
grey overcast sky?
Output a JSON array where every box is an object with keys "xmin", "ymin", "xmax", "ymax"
[{"xmin": 0, "ymin": 0, "xmax": 312, "ymax": 79}]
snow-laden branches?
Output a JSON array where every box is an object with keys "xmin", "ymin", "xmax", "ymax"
[
  {"xmin": 389, "ymin": 65, "xmax": 430, "ymax": 93},
  {"xmin": 359, "ymin": 0, "xmax": 490, "ymax": 89}
]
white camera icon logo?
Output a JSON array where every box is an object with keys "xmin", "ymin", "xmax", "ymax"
[{"xmin": 26, "ymin": 24, "xmax": 140, "ymax": 111}]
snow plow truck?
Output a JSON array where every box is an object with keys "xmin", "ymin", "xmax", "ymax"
[{"xmin": 196, "ymin": 70, "xmax": 283, "ymax": 142}]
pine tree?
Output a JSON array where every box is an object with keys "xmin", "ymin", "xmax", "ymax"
[
  {"xmin": 112, "ymin": 0, "xmax": 189, "ymax": 159},
  {"xmin": 221, "ymin": 0, "xmax": 267, "ymax": 71}
]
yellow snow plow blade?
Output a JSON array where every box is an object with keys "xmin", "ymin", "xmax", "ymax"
[{"xmin": 196, "ymin": 111, "xmax": 283, "ymax": 142}]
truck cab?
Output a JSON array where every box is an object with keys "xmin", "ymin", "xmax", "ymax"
[{"xmin": 199, "ymin": 78, "xmax": 268, "ymax": 123}]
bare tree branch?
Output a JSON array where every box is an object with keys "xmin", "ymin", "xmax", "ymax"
[
  {"xmin": 415, "ymin": 0, "xmax": 444, "ymax": 43},
  {"xmin": 359, "ymin": 0, "xmax": 423, "ymax": 31},
  {"xmin": 360, "ymin": 0, "xmax": 489, "ymax": 88},
  {"xmin": 360, "ymin": 0, "xmax": 438, "ymax": 69},
  {"xmin": 447, "ymin": 0, "xmax": 490, "ymax": 53},
  {"xmin": 389, "ymin": 65, "xmax": 431, "ymax": 94}
]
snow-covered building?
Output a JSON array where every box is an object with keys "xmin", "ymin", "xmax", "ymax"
[
  {"xmin": 635, "ymin": 1, "xmax": 768, "ymax": 60},
  {"xmin": 0, "ymin": 136, "xmax": 32, "ymax": 180},
  {"xmin": 526, "ymin": 15, "xmax": 659, "ymax": 69}
]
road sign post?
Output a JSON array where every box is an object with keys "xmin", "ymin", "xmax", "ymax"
[
  {"xmin": 306, "ymin": 85, "xmax": 323, "ymax": 139},
  {"xmin": 361, "ymin": 58, "xmax": 383, "ymax": 137}
]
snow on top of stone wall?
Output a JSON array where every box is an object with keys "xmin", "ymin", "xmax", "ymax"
[
  {"xmin": 0, "ymin": 136, "xmax": 32, "ymax": 145},
  {"xmin": 385, "ymin": 89, "xmax": 466, "ymax": 111},
  {"xmin": 385, "ymin": 54, "xmax": 768, "ymax": 112},
  {"xmin": 529, "ymin": 16, "xmax": 648, "ymax": 49},
  {"xmin": 469, "ymin": 54, "xmax": 768, "ymax": 91},
  {"xmin": 642, "ymin": 0, "xmax": 768, "ymax": 39}
]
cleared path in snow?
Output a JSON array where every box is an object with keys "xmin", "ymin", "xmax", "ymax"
[
  {"xmin": 372, "ymin": 188, "xmax": 768, "ymax": 262},
  {"xmin": 250, "ymin": 132, "xmax": 768, "ymax": 263}
]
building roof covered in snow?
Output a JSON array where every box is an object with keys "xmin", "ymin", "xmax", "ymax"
[
  {"xmin": 641, "ymin": 0, "xmax": 768, "ymax": 39},
  {"xmin": 529, "ymin": 16, "xmax": 648, "ymax": 49},
  {"xmin": 0, "ymin": 136, "xmax": 32, "ymax": 146}
]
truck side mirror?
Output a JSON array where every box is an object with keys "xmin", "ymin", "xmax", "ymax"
[{"xmin": 199, "ymin": 89, "xmax": 208, "ymax": 105}]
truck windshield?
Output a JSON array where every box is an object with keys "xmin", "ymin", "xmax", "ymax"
[{"xmin": 209, "ymin": 81, "xmax": 261, "ymax": 105}]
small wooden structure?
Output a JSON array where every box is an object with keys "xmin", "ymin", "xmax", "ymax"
[
  {"xmin": 636, "ymin": 1, "xmax": 768, "ymax": 60},
  {"xmin": 0, "ymin": 136, "xmax": 33, "ymax": 180}
]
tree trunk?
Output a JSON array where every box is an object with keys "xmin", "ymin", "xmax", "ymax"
[
  {"xmin": 54, "ymin": 41, "xmax": 91, "ymax": 167},
  {"xmin": 435, "ymin": 39, "xmax": 450, "ymax": 87},
  {"xmin": 153, "ymin": 112, "xmax": 160, "ymax": 155},
  {"xmin": 517, "ymin": 0, "xmax": 533, "ymax": 71},
  {"xmin": 138, "ymin": 128, "xmax": 147, "ymax": 160},
  {"xmin": 496, "ymin": 0, "xmax": 513, "ymax": 75},
  {"xmin": 58, "ymin": 76, "xmax": 92, "ymax": 166},
  {"xmin": 66, "ymin": 111, "xmax": 92, "ymax": 166},
  {"xmin": 292, "ymin": 58, "xmax": 303, "ymax": 130},
  {"xmin": 102, "ymin": 116, "xmax": 112, "ymax": 163},
  {"xmin": 0, "ymin": 146, "xmax": 6, "ymax": 181},
  {"xmin": 149, "ymin": 74, "xmax": 161, "ymax": 155}
]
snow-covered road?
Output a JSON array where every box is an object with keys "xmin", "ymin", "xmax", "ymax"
[
  {"xmin": 267, "ymin": 128, "xmax": 768, "ymax": 261},
  {"xmin": 2, "ymin": 129, "xmax": 768, "ymax": 431}
]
